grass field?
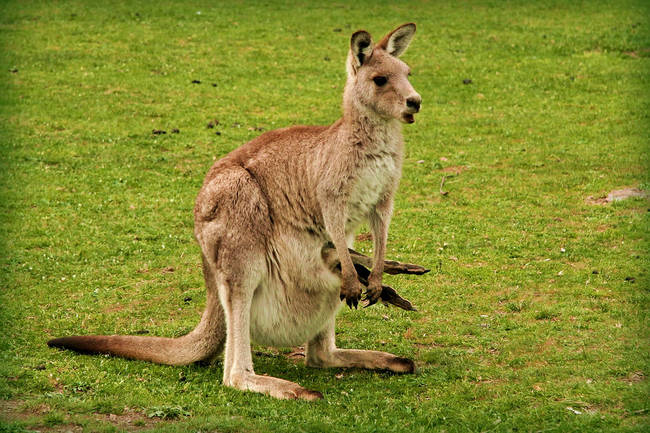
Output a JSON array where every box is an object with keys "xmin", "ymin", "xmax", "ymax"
[{"xmin": 1, "ymin": 1, "xmax": 648, "ymax": 432}]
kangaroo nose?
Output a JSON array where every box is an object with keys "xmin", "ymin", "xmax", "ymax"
[{"xmin": 406, "ymin": 96, "xmax": 421, "ymax": 112}]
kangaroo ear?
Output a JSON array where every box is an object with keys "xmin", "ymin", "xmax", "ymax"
[
  {"xmin": 350, "ymin": 30, "xmax": 373, "ymax": 69},
  {"xmin": 378, "ymin": 23, "xmax": 416, "ymax": 57}
]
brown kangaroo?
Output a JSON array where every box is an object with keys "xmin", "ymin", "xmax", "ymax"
[{"xmin": 48, "ymin": 23, "xmax": 423, "ymax": 400}]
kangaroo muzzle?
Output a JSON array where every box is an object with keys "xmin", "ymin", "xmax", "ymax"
[{"xmin": 402, "ymin": 94, "xmax": 421, "ymax": 123}]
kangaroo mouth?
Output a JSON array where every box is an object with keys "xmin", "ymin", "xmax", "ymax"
[{"xmin": 402, "ymin": 113, "xmax": 416, "ymax": 124}]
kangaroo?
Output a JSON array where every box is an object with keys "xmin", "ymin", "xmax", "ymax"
[{"xmin": 48, "ymin": 23, "xmax": 423, "ymax": 400}]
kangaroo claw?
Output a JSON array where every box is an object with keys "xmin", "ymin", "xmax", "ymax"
[{"xmin": 324, "ymin": 242, "xmax": 423, "ymax": 312}]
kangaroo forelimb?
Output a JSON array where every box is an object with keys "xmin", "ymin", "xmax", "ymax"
[
  {"xmin": 322, "ymin": 243, "xmax": 426, "ymax": 311},
  {"xmin": 352, "ymin": 262, "xmax": 418, "ymax": 311}
]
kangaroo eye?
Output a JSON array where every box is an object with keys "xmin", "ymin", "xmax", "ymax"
[{"xmin": 373, "ymin": 76, "xmax": 388, "ymax": 86}]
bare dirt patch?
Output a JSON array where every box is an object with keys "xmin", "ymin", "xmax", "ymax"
[
  {"xmin": 587, "ymin": 187, "xmax": 648, "ymax": 205},
  {"xmin": 0, "ymin": 399, "xmax": 23, "ymax": 419},
  {"xmin": 441, "ymin": 165, "xmax": 468, "ymax": 175},
  {"xmin": 620, "ymin": 371, "xmax": 645, "ymax": 384},
  {"xmin": 36, "ymin": 424, "xmax": 83, "ymax": 432},
  {"xmin": 98, "ymin": 408, "xmax": 165, "ymax": 431},
  {"xmin": 103, "ymin": 303, "xmax": 126, "ymax": 313},
  {"xmin": 0, "ymin": 400, "xmax": 164, "ymax": 432},
  {"xmin": 285, "ymin": 347, "xmax": 306, "ymax": 361}
]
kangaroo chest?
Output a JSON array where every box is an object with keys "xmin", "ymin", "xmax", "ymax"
[{"xmin": 347, "ymin": 151, "xmax": 399, "ymax": 224}]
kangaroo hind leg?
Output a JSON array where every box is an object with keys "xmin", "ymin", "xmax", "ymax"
[
  {"xmin": 306, "ymin": 319, "xmax": 415, "ymax": 373},
  {"xmin": 203, "ymin": 245, "xmax": 322, "ymax": 401},
  {"xmin": 197, "ymin": 166, "xmax": 322, "ymax": 400}
]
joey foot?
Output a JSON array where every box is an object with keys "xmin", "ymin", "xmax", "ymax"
[
  {"xmin": 339, "ymin": 276, "xmax": 362, "ymax": 309},
  {"xmin": 377, "ymin": 286, "xmax": 417, "ymax": 311}
]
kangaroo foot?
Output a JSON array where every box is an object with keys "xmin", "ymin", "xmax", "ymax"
[{"xmin": 226, "ymin": 371, "xmax": 323, "ymax": 401}]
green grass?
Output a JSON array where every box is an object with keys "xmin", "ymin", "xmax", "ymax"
[{"xmin": 1, "ymin": 1, "xmax": 648, "ymax": 432}]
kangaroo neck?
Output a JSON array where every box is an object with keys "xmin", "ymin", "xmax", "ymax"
[{"xmin": 339, "ymin": 102, "xmax": 402, "ymax": 152}]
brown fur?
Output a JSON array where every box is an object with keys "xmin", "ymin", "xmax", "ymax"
[{"xmin": 48, "ymin": 23, "xmax": 422, "ymax": 400}]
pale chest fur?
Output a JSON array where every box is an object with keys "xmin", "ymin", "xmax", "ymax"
[{"xmin": 347, "ymin": 148, "xmax": 400, "ymax": 226}]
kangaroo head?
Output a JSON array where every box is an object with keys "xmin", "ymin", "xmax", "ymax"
[{"xmin": 345, "ymin": 23, "xmax": 421, "ymax": 124}]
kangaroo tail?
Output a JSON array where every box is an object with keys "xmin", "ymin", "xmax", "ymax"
[{"xmin": 48, "ymin": 286, "xmax": 225, "ymax": 366}]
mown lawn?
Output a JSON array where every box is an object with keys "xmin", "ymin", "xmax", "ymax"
[{"xmin": 0, "ymin": 1, "xmax": 648, "ymax": 432}]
